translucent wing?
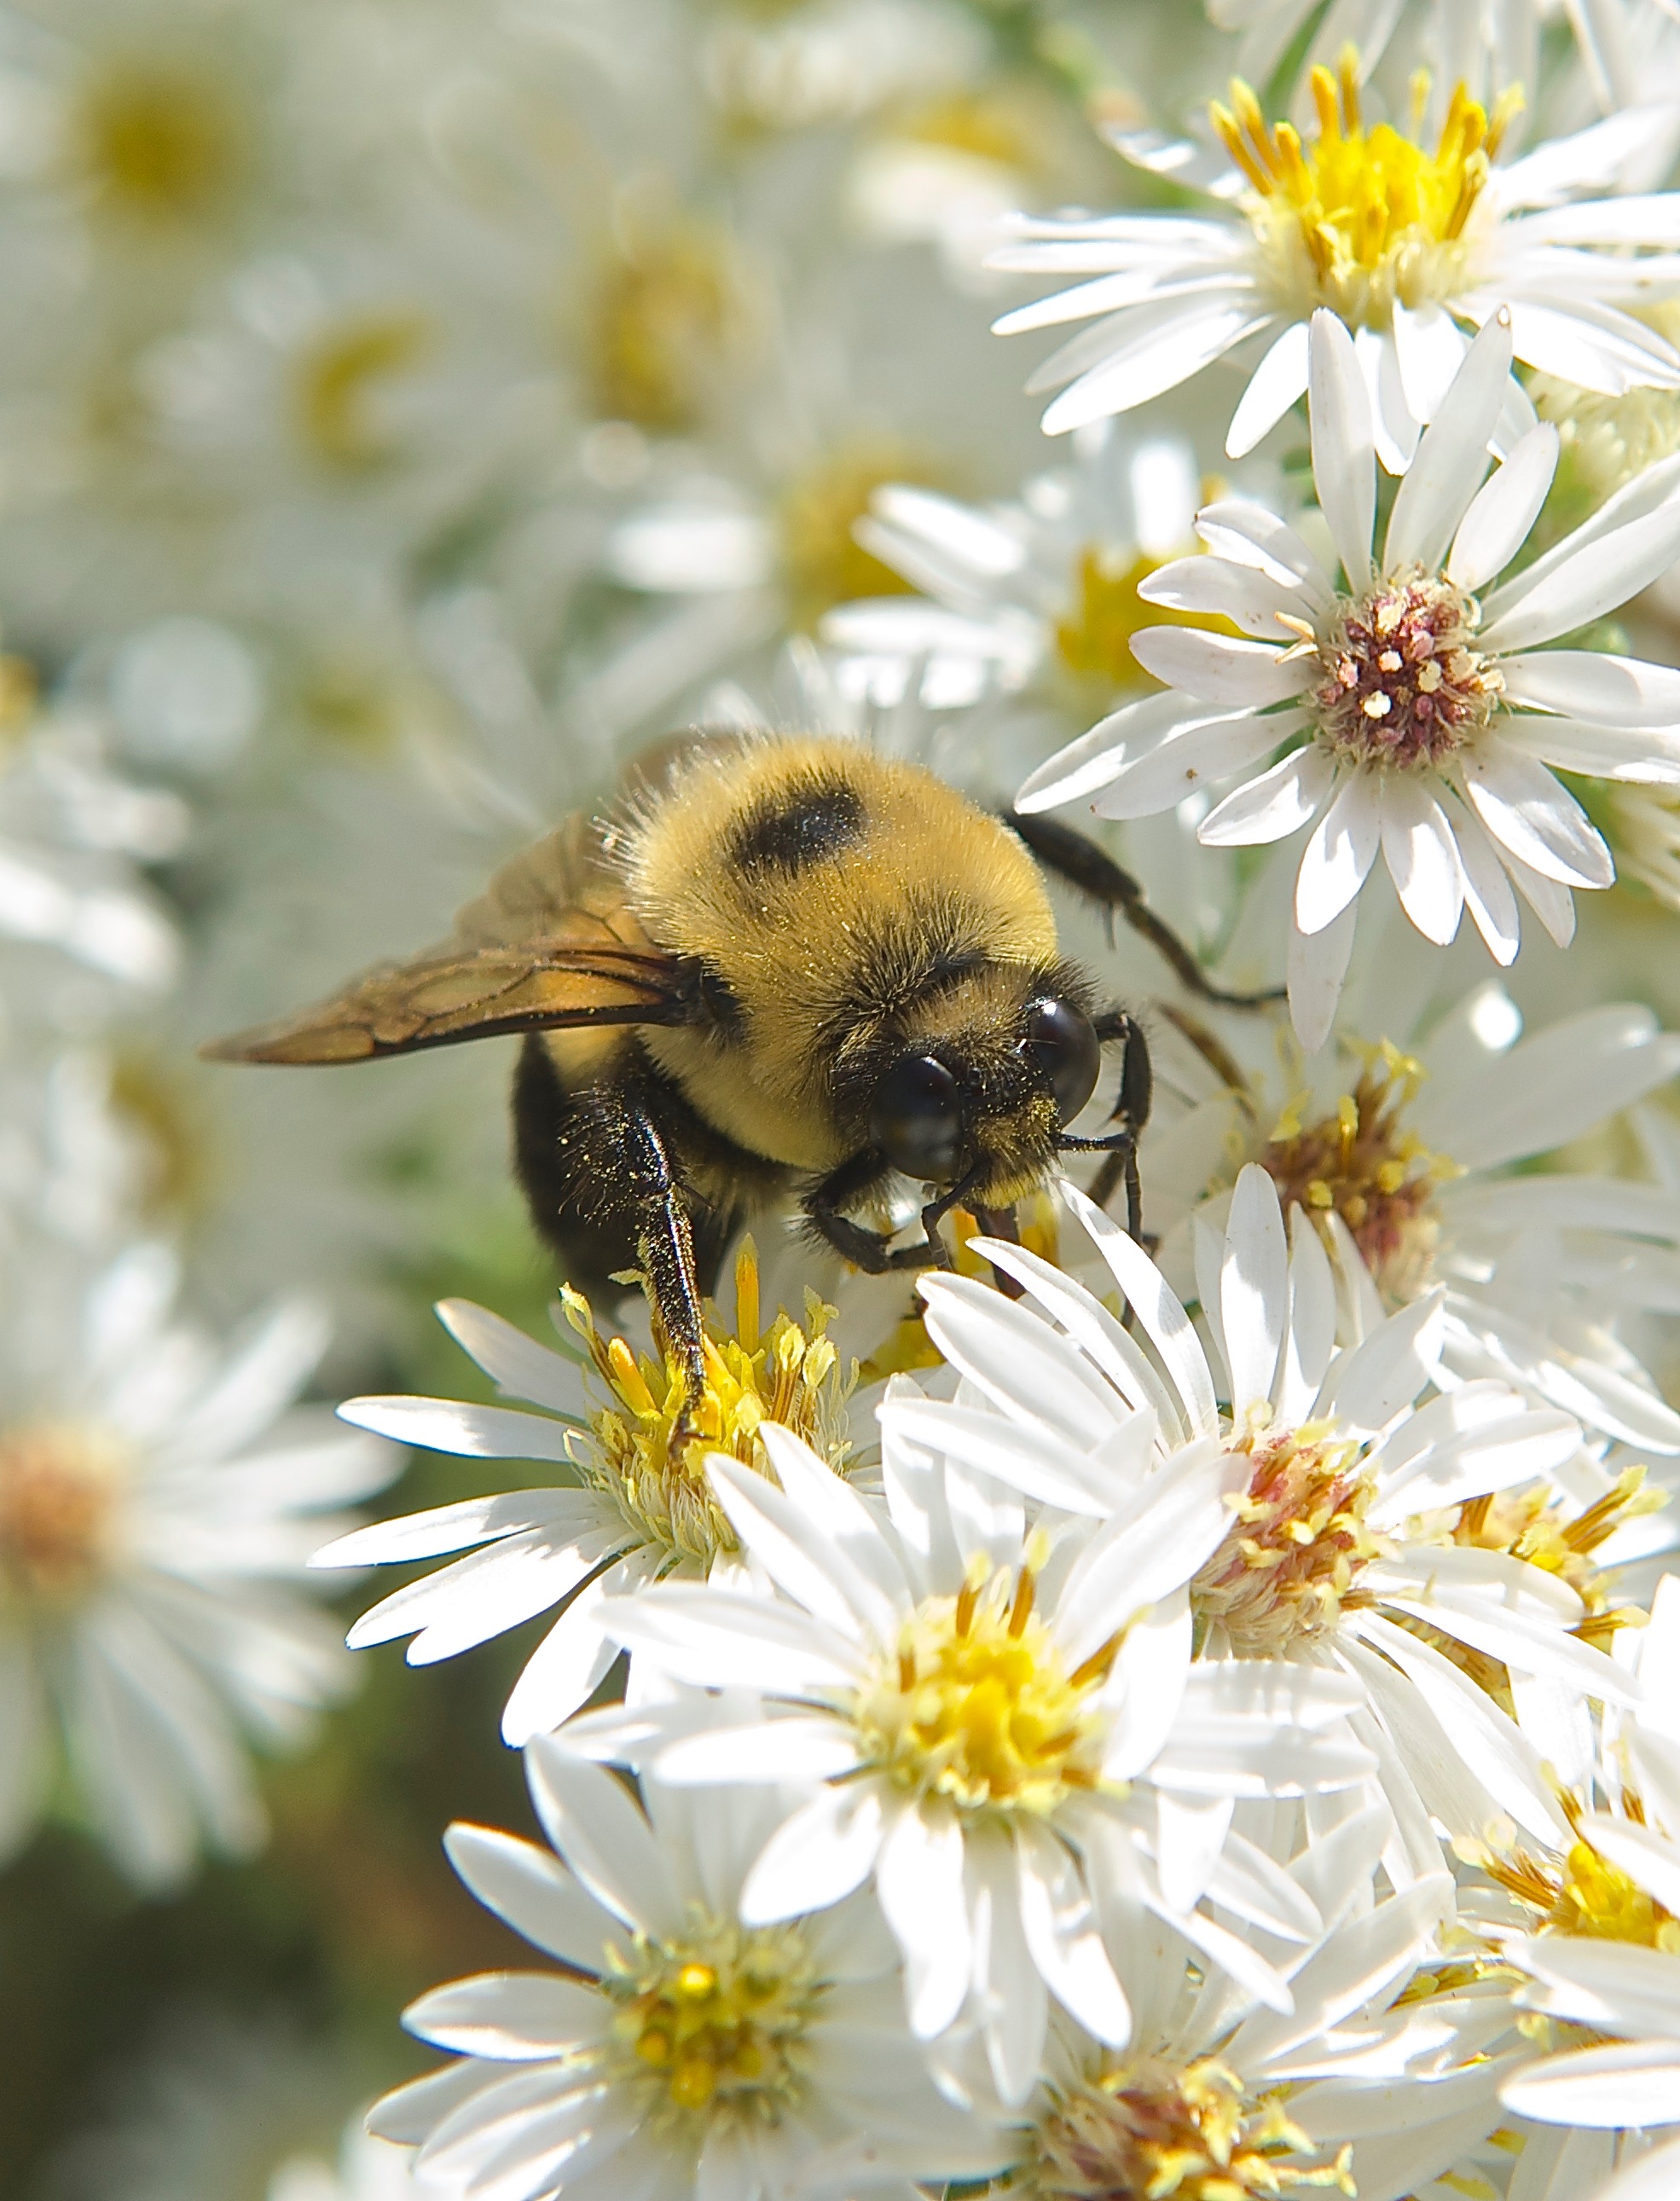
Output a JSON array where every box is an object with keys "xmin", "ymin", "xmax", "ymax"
[{"xmin": 201, "ymin": 814, "xmax": 692, "ymax": 1065}]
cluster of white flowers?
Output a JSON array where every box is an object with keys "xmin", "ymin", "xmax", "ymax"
[{"xmin": 14, "ymin": 0, "xmax": 1680, "ymax": 2197}]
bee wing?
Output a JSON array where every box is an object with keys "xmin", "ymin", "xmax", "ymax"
[{"xmin": 202, "ymin": 814, "xmax": 692, "ymax": 1064}]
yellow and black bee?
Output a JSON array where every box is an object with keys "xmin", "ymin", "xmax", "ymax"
[{"xmin": 205, "ymin": 734, "xmax": 1272, "ymax": 1395}]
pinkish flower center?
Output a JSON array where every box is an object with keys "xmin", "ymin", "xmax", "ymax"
[{"xmin": 1309, "ymin": 569, "xmax": 1502, "ymax": 769}]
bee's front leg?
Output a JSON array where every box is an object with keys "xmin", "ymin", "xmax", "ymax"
[
  {"xmin": 601, "ymin": 1079, "xmax": 709, "ymax": 1411},
  {"xmin": 804, "ymin": 1148, "xmax": 950, "ymax": 1274}
]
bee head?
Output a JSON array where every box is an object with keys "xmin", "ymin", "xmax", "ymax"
[{"xmin": 866, "ymin": 968, "xmax": 1101, "ymax": 1204}]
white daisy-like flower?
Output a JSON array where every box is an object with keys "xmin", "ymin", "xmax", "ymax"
[
  {"xmin": 368, "ymin": 1731, "xmax": 1011, "ymax": 2200},
  {"xmin": 997, "ymin": 1844, "xmax": 1516, "ymax": 2201},
  {"xmin": 316, "ymin": 1249, "xmax": 854, "ymax": 1747},
  {"xmin": 1492, "ymin": 1575, "xmax": 1680, "ymax": 2201},
  {"xmin": 0, "ymin": 1235, "xmax": 396, "ymax": 1889},
  {"xmin": 990, "ymin": 53, "xmax": 1680, "ymax": 462},
  {"xmin": 578, "ymin": 1420, "xmax": 1377, "ymax": 2104},
  {"xmin": 1142, "ymin": 972, "xmax": 1680, "ymax": 1463},
  {"xmin": 820, "ymin": 426, "xmax": 1202, "ymax": 710},
  {"xmin": 1018, "ymin": 311, "xmax": 1680, "ymax": 1048},
  {"xmin": 897, "ymin": 1166, "xmax": 1642, "ymax": 1864},
  {"xmin": 1206, "ymin": 0, "xmax": 1542, "ymax": 119}
]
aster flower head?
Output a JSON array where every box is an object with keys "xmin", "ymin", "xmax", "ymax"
[
  {"xmin": 897, "ymin": 1166, "xmax": 1649, "ymax": 1859},
  {"xmin": 316, "ymin": 1245, "xmax": 855, "ymax": 1746},
  {"xmin": 1019, "ymin": 310, "xmax": 1680, "ymax": 1048},
  {"xmin": 368, "ymin": 1733, "xmax": 1009, "ymax": 2200},
  {"xmin": 0, "ymin": 1236, "xmax": 396, "ymax": 1889},
  {"xmin": 992, "ymin": 55, "xmax": 1680, "ymax": 466},
  {"xmin": 576, "ymin": 1419, "xmax": 1376, "ymax": 2105}
]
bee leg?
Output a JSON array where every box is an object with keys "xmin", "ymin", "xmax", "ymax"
[
  {"xmin": 1063, "ymin": 1009, "xmax": 1153, "ymax": 1244},
  {"xmin": 804, "ymin": 1149, "xmax": 949, "ymax": 1275},
  {"xmin": 972, "ymin": 1203, "xmax": 1026, "ymax": 1300},
  {"xmin": 1003, "ymin": 810, "xmax": 1283, "ymax": 1010},
  {"xmin": 611, "ymin": 1083, "xmax": 709, "ymax": 1407}
]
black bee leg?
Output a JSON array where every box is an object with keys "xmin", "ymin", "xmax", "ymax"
[
  {"xmin": 1061, "ymin": 1010, "xmax": 1153, "ymax": 1244},
  {"xmin": 613, "ymin": 1086, "xmax": 708, "ymax": 1407},
  {"xmin": 971, "ymin": 1204, "xmax": 1026, "ymax": 1300},
  {"xmin": 804, "ymin": 1149, "xmax": 952, "ymax": 1275},
  {"xmin": 1003, "ymin": 810, "xmax": 1283, "ymax": 1010}
]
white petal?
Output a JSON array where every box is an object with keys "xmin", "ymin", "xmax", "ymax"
[
  {"xmin": 1015, "ymin": 686, "xmax": 1218, "ymax": 813},
  {"xmin": 1459, "ymin": 740, "xmax": 1614, "ymax": 888},
  {"xmin": 1295, "ymin": 773, "xmax": 1380, "ymax": 934},
  {"xmin": 1391, "ymin": 298, "xmax": 1468, "ymax": 425},
  {"xmin": 1309, "ymin": 310, "xmax": 1376, "ymax": 588},
  {"xmin": 966, "ymin": 1825, "xmax": 1049, "ymax": 2105},
  {"xmin": 1197, "ymin": 744, "xmax": 1334, "ymax": 846},
  {"xmin": 600, "ymin": 1586, "xmax": 860, "ymax": 1694},
  {"xmin": 1481, "ymin": 489, "xmax": 1680, "ymax": 652},
  {"xmin": 1041, "ymin": 293, "xmax": 1272, "ymax": 434},
  {"xmin": 1220, "ymin": 1163, "xmax": 1289, "ymax": 1410},
  {"xmin": 501, "ymin": 1579, "xmax": 621, "ymax": 1746},
  {"xmin": 1136, "ymin": 553, "xmax": 1306, "ymax": 640},
  {"xmin": 403, "ymin": 1972, "xmax": 605, "ymax": 2059},
  {"xmin": 1379, "ymin": 773, "xmax": 1463, "ymax": 946},
  {"xmin": 1321, "ymin": 1289, "xmax": 1443, "ymax": 1429},
  {"xmin": 1589, "ymin": 2139, "xmax": 1680, "ymax": 2201},
  {"xmin": 1195, "ymin": 500, "xmax": 1332, "ymax": 599},
  {"xmin": 1092, "ymin": 713, "xmax": 1299, "ymax": 821},
  {"xmin": 1503, "ymin": 714, "xmax": 1680, "ymax": 782},
  {"xmin": 1015, "ymin": 1819, "xmax": 1131, "ymax": 2044},
  {"xmin": 1384, "ymin": 312, "xmax": 1510, "ymax": 573},
  {"xmin": 1446, "ymin": 424, "xmax": 1558, "ymax": 593},
  {"xmin": 1288, "ymin": 894, "xmax": 1357, "ymax": 1053},
  {"xmin": 1449, "ymin": 796, "xmax": 1523, "ymax": 964},
  {"xmin": 1501, "ymin": 2042, "xmax": 1680, "ymax": 2129},
  {"xmin": 740, "ymin": 1781, "xmax": 886, "ymax": 1923},
  {"xmin": 523, "ymin": 1737, "xmax": 685, "ymax": 1939},
  {"xmin": 314, "ymin": 1491, "xmax": 591, "ymax": 1569},
  {"xmin": 654, "ymin": 1715, "xmax": 860, "ymax": 1786},
  {"xmin": 436, "ymin": 1301, "xmax": 589, "ymax": 1416},
  {"xmin": 1227, "ymin": 318, "xmax": 1312, "ymax": 456},
  {"xmin": 442, "ymin": 1823, "xmax": 617, "ymax": 1973},
  {"xmin": 336, "ymin": 1396, "xmax": 578, "ymax": 1463},
  {"xmin": 1056, "ymin": 1179, "xmax": 1218, "ymax": 1435},
  {"xmin": 877, "ymin": 1804, "xmax": 971, "ymax": 2040},
  {"xmin": 1502, "ymin": 647, "xmax": 1680, "ymax": 725},
  {"xmin": 1128, "ymin": 627, "xmax": 1308, "ymax": 704}
]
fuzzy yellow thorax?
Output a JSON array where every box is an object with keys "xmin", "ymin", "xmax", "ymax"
[
  {"xmin": 1214, "ymin": 55, "xmax": 1521, "ymax": 324},
  {"xmin": 562, "ymin": 1238, "xmax": 852, "ymax": 1571}
]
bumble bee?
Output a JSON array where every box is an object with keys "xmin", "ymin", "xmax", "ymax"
[{"xmin": 204, "ymin": 734, "xmax": 1273, "ymax": 1398}]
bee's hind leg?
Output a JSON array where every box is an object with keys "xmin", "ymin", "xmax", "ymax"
[
  {"xmin": 588, "ymin": 1078, "xmax": 709, "ymax": 1410},
  {"xmin": 1004, "ymin": 810, "xmax": 1283, "ymax": 1010}
]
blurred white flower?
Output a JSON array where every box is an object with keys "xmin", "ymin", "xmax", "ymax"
[
  {"xmin": 0, "ymin": 1236, "xmax": 397, "ymax": 1887},
  {"xmin": 1020, "ymin": 315, "xmax": 1680, "ymax": 1046},
  {"xmin": 370, "ymin": 1731, "xmax": 1010, "ymax": 2198}
]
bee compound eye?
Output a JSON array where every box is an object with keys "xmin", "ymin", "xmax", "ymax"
[
  {"xmin": 868, "ymin": 1053, "xmax": 964, "ymax": 1184},
  {"xmin": 1021, "ymin": 997, "xmax": 1101, "ymax": 1126}
]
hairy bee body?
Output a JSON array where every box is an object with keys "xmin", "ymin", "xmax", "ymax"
[{"xmin": 204, "ymin": 728, "xmax": 1264, "ymax": 1393}]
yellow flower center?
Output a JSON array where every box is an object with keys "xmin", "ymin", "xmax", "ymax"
[
  {"xmin": 1030, "ymin": 2053, "xmax": 1354, "ymax": 2201},
  {"xmin": 1192, "ymin": 1416, "xmax": 1381, "ymax": 1658},
  {"xmin": 853, "ymin": 1544, "xmax": 1115, "ymax": 1814},
  {"xmin": 585, "ymin": 220, "xmax": 756, "ymax": 433},
  {"xmin": 72, "ymin": 62, "xmax": 241, "ymax": 223},
  {"xmin": 1306, "ymin": 571, "xmax": 1504, "ymax": 768},
  {"xmin": 1473, "ymin": 1822, "xmax": 1680, "ymax": 1956},
  {"xmin": 861, "ymin": 1197, "xmax": 1060, "ymax": 1381},
  {"xmin": 1257, "ymin": 1045, "xmax": 1451, "ymax": 1304},
  {"xmin": 562, "ymin": 1240, "xmax": 852, "ymax": 1572},
  {"xmin": 779, "ymin": 444, "xmax": 932, "ymax": 631},
  {"xmin": 1213, "ymin": 57, "xmax": 1521, "ymax": 325},
  {"xmin": 1452, "ymin": 1469, "xmax": 1664, "ymax": 1653},
  {"xmin": 0, "ymin": 1423, "xmax": 125, "ymax": 1602},
  {"xmin": 293, "ymin": 313, "xmax": 432, "ymax": 472},
  {"xmin": 607, "ymin": 1908, "xmax": 820, "ymax": 2125}
]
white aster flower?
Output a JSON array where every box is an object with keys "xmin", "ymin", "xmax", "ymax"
[
  {"xmin": 897, "ymin": 1165, "xmax": 1642, "ymax": 1864},
  {"xmin": 820, "ymin": 426, "xmax": 1202, "ymax": 711},
  {"xmin": 368, "ymin": 1731, "xmax": 1009, "ymax": 2200},
  {"xmin": 991, "ymin": 53, "xmax": 1680, "ymax": 461},
  {"xmin": 999, "ymin": 1847, "xmax": 1515, "ymax": 2201},
  {"xmin": 1144, "ymin": 974, "xmax": 1680, "ymax": 1463},
  {"xmin": 1207, "ymin": 0, "xmax": 1542, "ymax": 118},
  {"xmin": 1493, "ymin": 1575, "xmax": 1680, "ymax": 2201},
  {"xmin": 1018, "ymin": 311, "xmax": 1680, "ymax": 1048},
  {"xmin": 317, "ymin": 1251, "xmax": 854, "ymax": 1747},
  {"xmin": 582, "ymin": 1420, "xmax": 1376, "ymax": 2104},
  {"xmin": 0, "ymin": 1235, "xmax": 396, "ymax": 1888}
]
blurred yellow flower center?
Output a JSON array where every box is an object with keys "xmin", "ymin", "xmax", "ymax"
[
  {"xmin": 74, "ymin": 63, "xmax": 241, "ymax": 221},
  {"xmin": 608, "ymin": 1908, "xmax": 820, "ymax": 2123},
  {"xmin": 562, "ymin": 1240, "xmax": 851, "ymax": 1570},
  {"xmin": 780, "ymin": 446, "xmax": 930, "ymax": 631},
  {"xmin": 587, "ymin": 221, "xmax": 753, "ymax": 433},
  {"xmin": 856, "ymin": 1545, "xmax": 1114, "ymax": 1812},
  {"xmin": 1194, "ymin": 1416, "xmax": 1380, "ymax": 1657},
  {"xmin": 293, "ymin": 313, "xmax": 432, "ymax": 472},
  {"xmin": 1214, "ymin": 58, "xmax": 1521, "ymax": 324},
  {"xmin": 0, "ymin": 1423, "xmax": 125, "ymax": 1600},
  {"xmin": 1258, "ymin": 1044, "xmax": 1450, "ymax": 1303},
  {"xmin": 1031, "ymin": 2053, "xmax": 1353, "ymax": 2200}
]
